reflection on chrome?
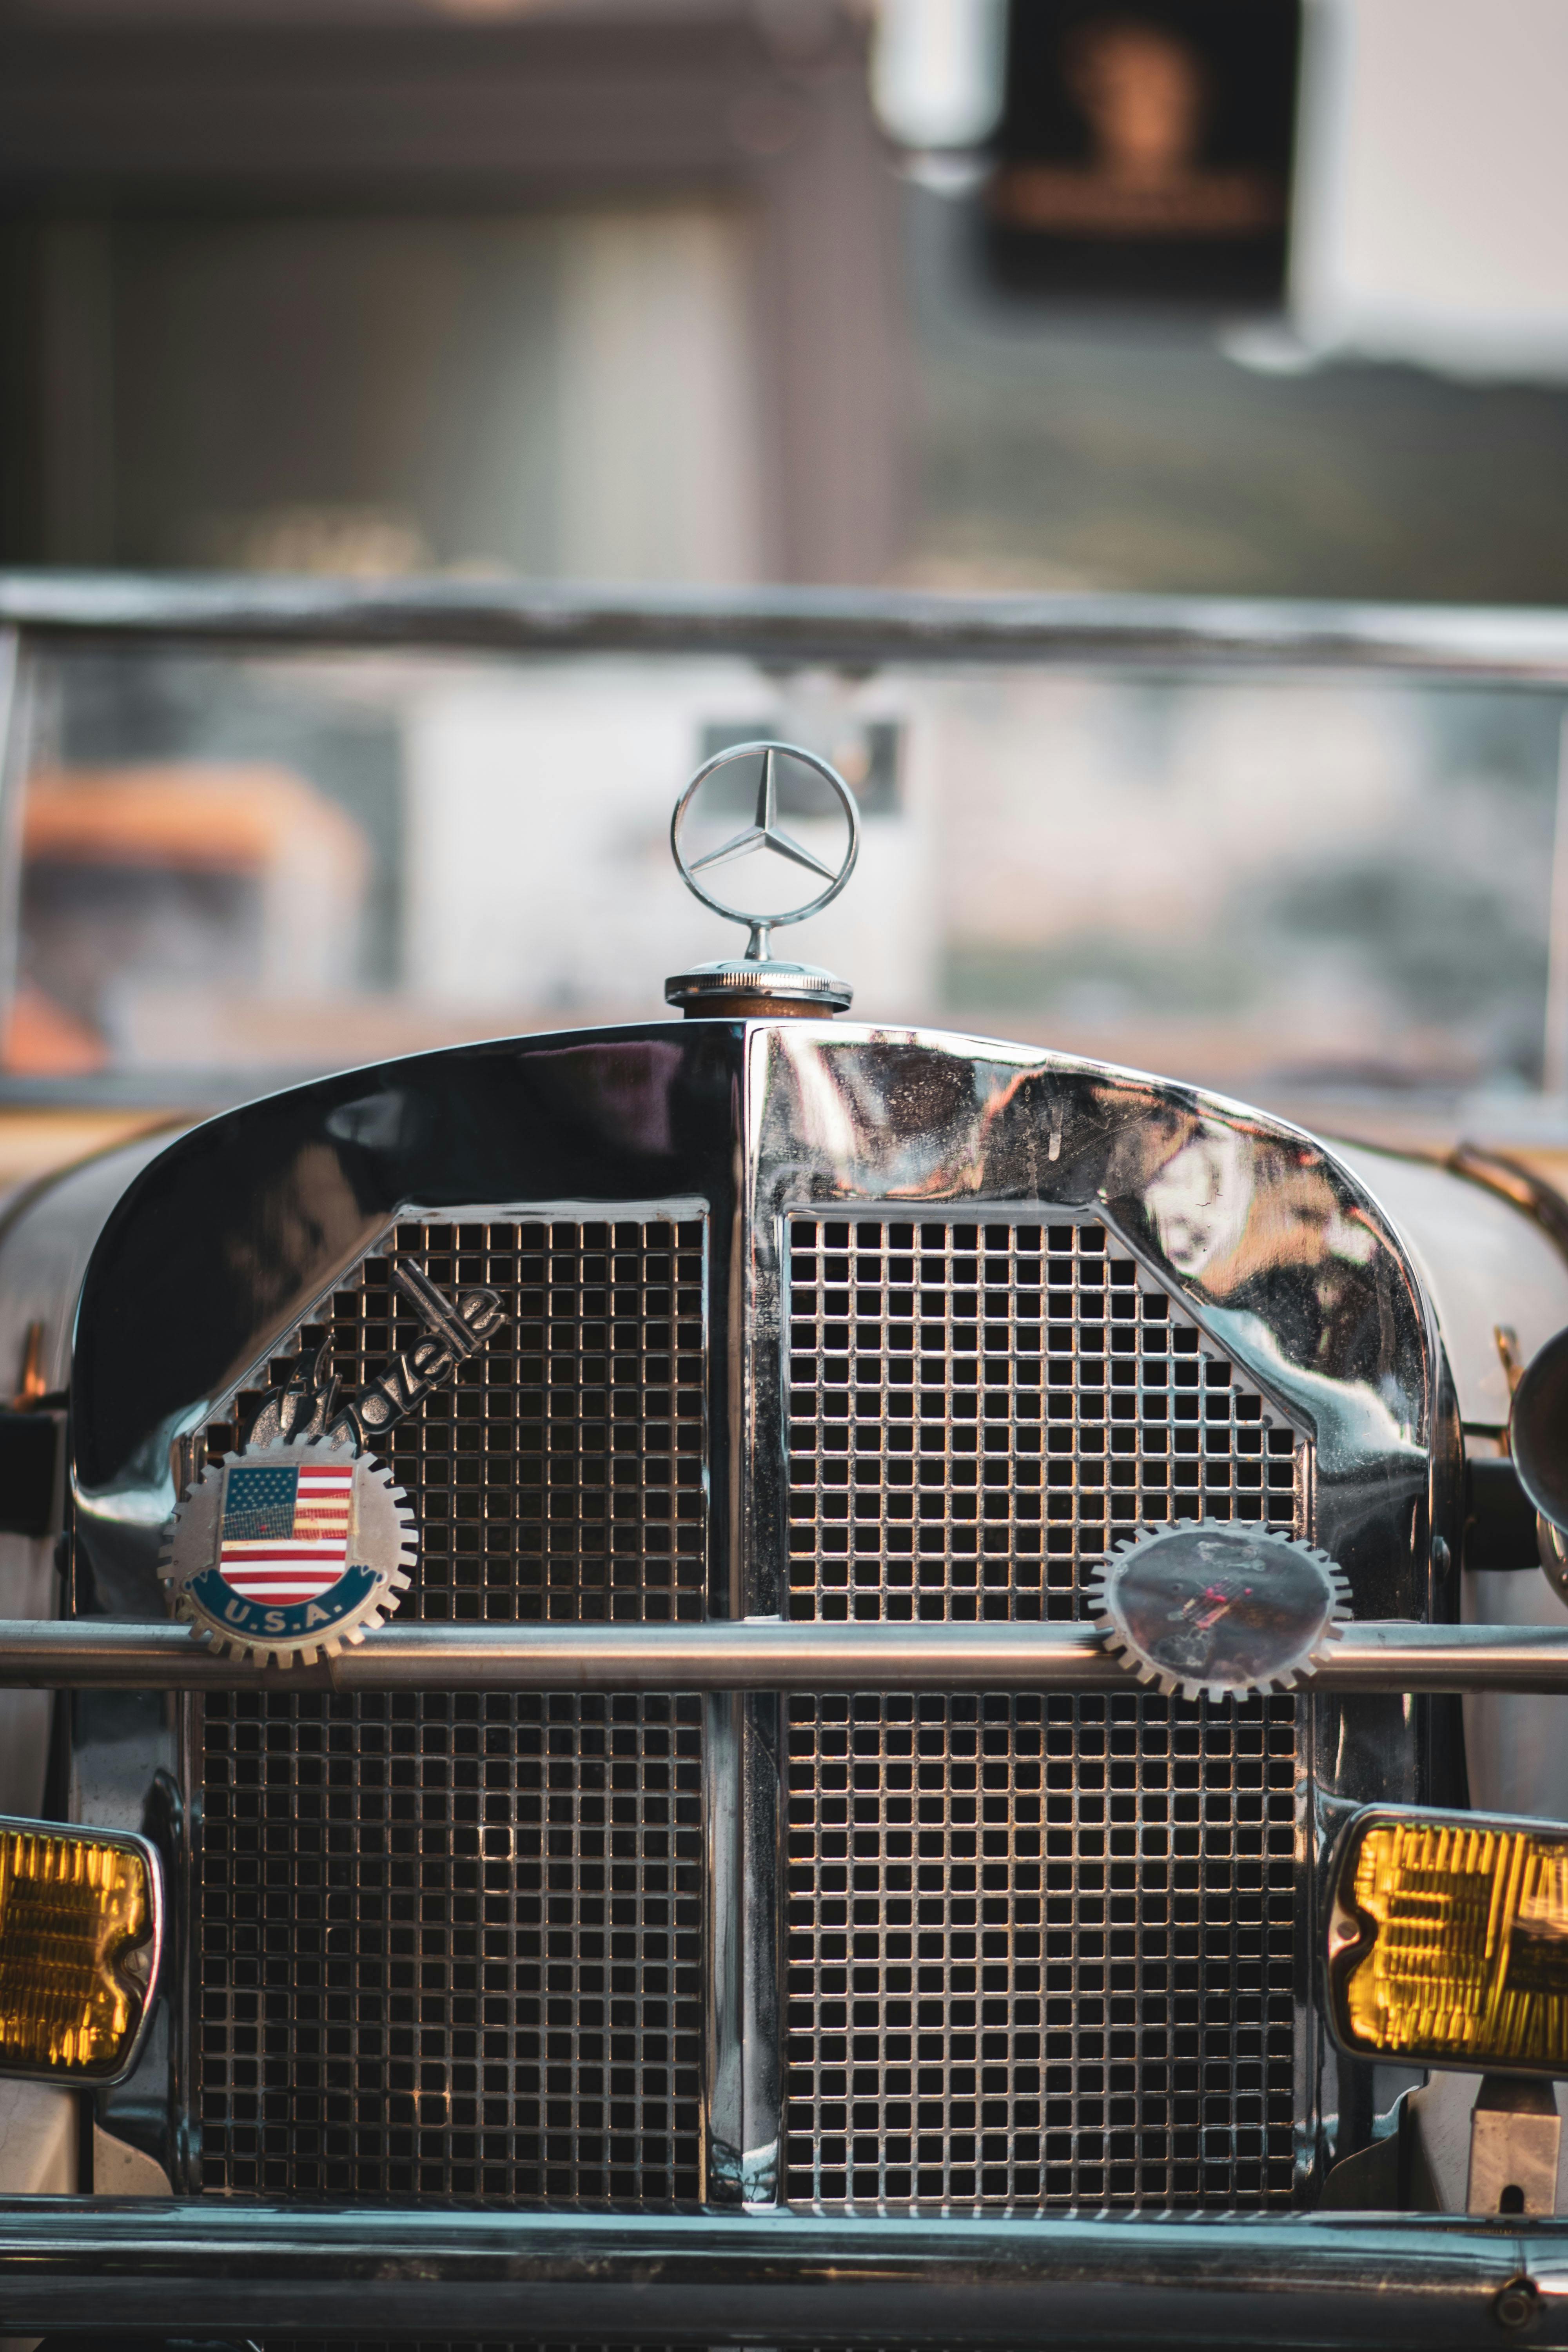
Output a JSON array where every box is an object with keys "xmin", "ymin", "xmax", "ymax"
[
  {"xmin": 1144, "ymin": 1121, "xmax": 1380, "ymax": 1294},
  {"xmin": 1143, "ymin": 1124, "xmax": 1254, "ymax": 1278},
  {"xmin": 751, "ymin": 1026, "xmax": 1437, "ymax": 1617}
]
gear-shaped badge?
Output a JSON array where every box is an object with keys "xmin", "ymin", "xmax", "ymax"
[
  {"xmin": 1088, "ymin": 1521, "xmax": 1351, "ymax": 1702},
  {"xmin": 161, "ymin": 1437, "xmax": 415, "ymax": 1666}
]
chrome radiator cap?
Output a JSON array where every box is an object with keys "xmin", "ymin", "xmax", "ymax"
[{"xmin": 664, "ymin": 955, "xmax": 852, "ymax": 1016}]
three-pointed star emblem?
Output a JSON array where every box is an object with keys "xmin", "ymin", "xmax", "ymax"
[{"xmin": 686, "ymin": 745, "xmax": 840, "ymax": 885}]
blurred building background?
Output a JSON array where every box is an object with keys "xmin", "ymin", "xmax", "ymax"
[
  {"xmin": 3, "ymin": 0, "xmax": 1568, "ymax": 1129},
  {"xmin": 0, "ymin": 0, "xmax": 906, "ymax": 587}
]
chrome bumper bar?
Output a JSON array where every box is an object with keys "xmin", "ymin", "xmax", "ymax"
[
  {"xmin": 4, "ymin": 1616, "xmax": 1568, "ymax": 1690},
  {"xmin": 1, "ymin": 2202, "xmax": 1566, "ymax": 2346}
]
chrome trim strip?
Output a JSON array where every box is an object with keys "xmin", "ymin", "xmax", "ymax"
[
  {"xmin": 10, "ymin": 1617, "xmax": 1568, "ymax": 1690},
  {"xmin": 1445, "ymin": 1144, "xmax": 1568, "ymax": 1274},
  {"xmin": 0, "ymin": 2200, "xmax": 1558, "ymax": 2344},
  {"xmin": 9, "ymin": 574, "xmax": 1568, "ymax": 682}
]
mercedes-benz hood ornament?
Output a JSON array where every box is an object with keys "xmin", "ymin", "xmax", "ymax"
[{"xmin": 665, "ymin": 739, "xmax": 859, "ymax": 1015}]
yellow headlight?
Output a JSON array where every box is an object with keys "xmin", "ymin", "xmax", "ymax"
[
  {"xmin": 0, "ymin": 1821, "xmax": 161, "ymax": 2083},
  {"xmin": 1327, "ymin": 1807, "xmax": 1568, "ymax": 2075}
]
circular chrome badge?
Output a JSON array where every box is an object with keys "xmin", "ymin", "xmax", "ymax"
[
  {"xmin": 1088, "ymin": 1521, "xmax": 1351, "ymax": 1701},
  {"xmin": 161, "ymin": 1437, "xmax": 415, "ymax": 1666},
  {"xmin": 670, "ymin": 741, "xmax": 860, "ymax": 939}
]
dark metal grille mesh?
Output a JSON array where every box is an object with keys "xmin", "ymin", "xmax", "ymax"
[
  {"xmin": 196, "ymin": 1212, "xmax": 707, "ymax": 2201},
  {"xmin": 199, "ymin": 1690, "xmax": 703, "ymax": 2199},
  {"xmin": 210, "ymin": 1214, "xmax": 708, "ymax": 1623},
  {"xmin": 783, "ymin": 1689, "xmax": 1297, "ymax": 2207},
  {"xmin": 785, "ymin": 1214, "xmax": 1300, "ymax": 1622},
  {"xmin": 782, "ymin": 1214, "xmax": 1304, "ymax": 2210}
]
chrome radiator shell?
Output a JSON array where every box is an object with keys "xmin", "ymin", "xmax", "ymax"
[{"xmin": 63, "ymin": 1021, "xmax": 1454, "ymax": 2209}]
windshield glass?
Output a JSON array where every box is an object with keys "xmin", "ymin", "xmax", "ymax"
[{"xmin": 5, "ymin": 633, "xmax": 1562, "ymax": 1143}]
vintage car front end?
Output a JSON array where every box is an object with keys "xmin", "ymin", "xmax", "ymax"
[{"xmin": 2, "ymin": 590, "xmax": 1568, "ymax": 2345}]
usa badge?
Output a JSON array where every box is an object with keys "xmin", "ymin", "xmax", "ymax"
[{"xmin": 162, "ymin": 1437, "xmax": 414, "ymax": 1666}]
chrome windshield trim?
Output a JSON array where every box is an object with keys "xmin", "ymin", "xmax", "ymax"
[{"xmin": 8, "ymin": 573, "xmax": 1568, "ymax": 682}]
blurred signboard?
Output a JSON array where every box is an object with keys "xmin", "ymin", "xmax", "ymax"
[{"xmin": 985, "ymin": 0, "xmax": 1300, "ymax": 307}]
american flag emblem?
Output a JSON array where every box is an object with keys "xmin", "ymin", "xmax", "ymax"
[{"xmin": 218, "ymin": 1460, "xmax": 356, "ymax": 1604}]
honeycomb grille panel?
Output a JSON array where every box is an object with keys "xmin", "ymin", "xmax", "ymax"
[
  {"xmin": 782, "ymin": 1213, "xmax": 1305, "ymax": 2211},
  {"xmin": 196, "ymin": 1212, "xmax": 708, "ymax": 2201}
]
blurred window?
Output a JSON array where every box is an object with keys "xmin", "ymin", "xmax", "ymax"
[
  {"xmin": 31, "ymin": 207, "xmax": 764, "ymax": 584},
  {"xmin": 985, "ymin": 0, "xmax": 1300, "ymax": 304}
]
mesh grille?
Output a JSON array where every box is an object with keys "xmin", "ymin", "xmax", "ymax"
[
  {"xmin": 199, "ymin": 1690, "xmax": 703, "ymax": 2199},
  {"xmin": 211, "ymin": 1214, "xmax": 708, "ymax": 1623},
  {"xmin": 782, "ymin": 1214, "xmax": 1305, "ymax": 2211},
  {"xmin": 783, "ymin": 1690, "xmax": 1297, "ymax": 2207},
  {"xmin": 195, "ymin": 1212, "xmax": 707, "ymax": 2201},
  {"xmin": 786, "ymin": 1215, "xmax": 1299, "ymax": 1622}
]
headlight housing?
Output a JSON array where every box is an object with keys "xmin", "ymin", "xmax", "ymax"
[
  {"xmin": 1327, "ymin": 1806, "xmax": 1568, "ymax": 2076},
  {"xmin": 0, "ymin": 1820, "xmax": 162, "ymax": 2084}
]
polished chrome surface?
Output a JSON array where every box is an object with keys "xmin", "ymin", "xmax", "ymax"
[
  {"xmin": 703, "ymin": 1683, "xmax": 785, "ymax": 2206},
  {"xmin": 667, "ymin": 955, "xmax": 854, "ymax": 1017},
  {"xmin": 0, "ymin": 2200, "xmax": 1563, "ymax": 2346},
  {"xmin": 745, "ymin": 1031, "xmax": 1443, "ymax": 1618},
  {"xmin": 0, "ymin": 1129, "xmax": 183, "ymax": 1831},
  {"xmin": 10, "ymin": 572, "xmax": 1568, "ymax": 683},
  {"xmin": 743, "ymin": 1030, "xmax": 1457, "ymax": 2201},
  {"xmin": 0, "ymin": 1614, "xmax": 1564, "ymax": 1690},
  {"xmin": 62, "ymin": 1019, "xmax": 1455, "ymax": 2221},
  {"xmin": 59, "ymin": 1014, "xmax": 1445, "ymax": 1581}
]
